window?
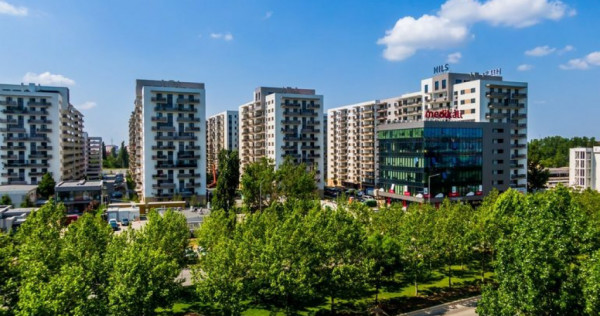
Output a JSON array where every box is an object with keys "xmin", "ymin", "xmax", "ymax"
[
  {"xmin": 471, "ymin": 98, "xmax": 476, "ymax": 103},
  {"xmin": 434, "ymin": 81, "xmax": 439, "ymax": 90},
  {"xmin": 471, "ymin": 88, "xmax": 476, "ymax": 93},
  {"xmin": 442, "ymin": 79, "xmax": 447, "ymax": 89}
]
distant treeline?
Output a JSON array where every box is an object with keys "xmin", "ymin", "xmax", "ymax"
[{"xmin": 528, "ymin": 136, "xmax": 599, "ymax": 168}]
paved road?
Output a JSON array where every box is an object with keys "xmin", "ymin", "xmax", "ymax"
[
  {"xmin": 179, "ymin": 268, "xmax": 193, "ymax": 286},
  {"xmin": 398, "ymin": 296, "xmax": 479, "ymax": 316}
]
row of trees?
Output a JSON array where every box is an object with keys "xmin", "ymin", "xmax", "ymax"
[
  {"xmin": 102, "ymin": 141, "xmax": 129, "ymax": 169},
  {"xmin": 0, "ymin": 202, "xmax": 189, "ymax": 316},
  {"xmin": 196, "ymin": 152, "xmax": 600, "ymax": 314},
  {"xmin": 528, "ymin": 136, "xmax": 599, "ymax": 168}
]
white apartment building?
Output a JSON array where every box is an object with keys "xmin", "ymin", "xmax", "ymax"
[
  {"xmin": 326, "ymin": 92, "xmax": 423, "ymax": 189},
  {"xmin": 129, "ymin": 80, "xmax": 206, "ymax": 202},
  {"xmin": 84, "ymin": 134, "xmax": 102, "ymax": 180},
  {"xmin": 422, "ymin": 72, "xmax": 528, "ymax": 192},
  {"xmin": 239, "ymin": 87, "xmax": 324, "ymax": 189},
  {"xmin": 206, "ymin": 110, "xmax": 238, "ymax": 173},
  {"xmin": 0, "ymin": 83, "xmax": 86, "ymax": 185},
  {"xmin": 327, "ymin": 71, "xmax": 528, "ymax": 192},
  {"xmin": 569, "ymin": 147, "xmax": 600, "ymax": 190}
]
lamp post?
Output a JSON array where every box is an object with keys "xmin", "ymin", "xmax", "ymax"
[{"xmin": 428, "ymin": 173, "xmax": 441, "ymax": 204}]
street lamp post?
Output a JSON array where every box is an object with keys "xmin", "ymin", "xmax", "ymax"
[{"xmin": 428, "ymin": 173, "xmax": 441, "ymax": 204}]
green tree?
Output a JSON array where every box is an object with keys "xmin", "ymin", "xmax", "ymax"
[
  {"xmin": 141, "ymin": 209, "xmax": 189, "ymax": 267},
  {"xmin": 398, "ymin": 203, "xmax": 437, "ymax": 296},
  {"xmin": 14, "ymin": 200, "xmax": 66, "ymax": 315},
  {"xmin": 212, "ymin": 150, "xmax": 240, "ymax": 212},
  {"xmin": 0, "ymin": 232, "xmax": 17, "ymax": 311},
  {"xmin": 582, "ymin": 249, "xmax": 600, "ymax": 314},
  {"xmin": 0, "ymin": 194, "xmax": 12, "ymax": 206},
  {"xmin": 276, "ymin": 156, "xmax": 317, "ymax": 201},
  {"xmin": 101, "ymin": 141, "xmax": 107, "ymax": 162},
  {"xmin": 116, "ymin": 141, "xmax": 129, "ymax": 168},
  {"xmin": 20, "ymin": 196, "xmax": 35, "ymax": 207},
  {"xmin": 478, "ymin": 187, "xmax": 586, "ymax": 315},
  {"xmin": 527, "ymin": 158, "xmax": 550, "ymax": 192},
  {"xmin": 528, "ymin": 136, "xmax": 599, "ymax": 168},
  {"xmin": 37, "ymin": 173, "xmax": 56, "ymax": 199},
  {"xmin": 107, "ymin": 230, "xmax": 181, "ymax": 316},
  {"xmin": 240, "ymin": 157, "xmax": 277, "ymax": 211},
  {"xmin": 434, "ymin": 200, "xmax": 475, "ymax": 288}
]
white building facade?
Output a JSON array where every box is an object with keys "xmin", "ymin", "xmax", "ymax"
[
  {"xmin": 206, "ymin": 110, "xmax": 238, "ymax": 173},
  {"xmin": 0, "ymin": 83, "xmax": 85, "ymax": 185},
  {"xmin": 569, "ymin": 147, "xmax": 600, "ymax": 190},
  {"xmin": 239, "ymin": 87, "xmax": 324, "ymax": 189},
  {"xmin": 129, "ymin": 80, "xmax": 206, "ymax": 202}
]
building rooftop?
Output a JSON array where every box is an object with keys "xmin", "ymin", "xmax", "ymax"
[
  {"xmin": 55, "ymin": 180, "xmax": 104, "ymax": 191},
  {"xmin": 0, "ymin": 185, "xmax": 38, "ymax": 192}
]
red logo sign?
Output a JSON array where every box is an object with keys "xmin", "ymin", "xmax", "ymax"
[{"xmin": 425, "ymin": 109, "xmax": 463, "ymax": 119}]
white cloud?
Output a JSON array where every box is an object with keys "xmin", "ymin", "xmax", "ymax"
[
  {"xmin": 558, "ymin": 45, "xmax": 574, "ymax": 54},
  {"xmin": 517, "ymin": 64, "xmax": 534, "ymax": 71},
  {"xmin": 78, "ymin": 101, "xmax": 97, "ymax": 110},
  {"xmin": 447, "ymin": 52, "xmax": 462, "ymax": 63},
  {"xmin": 22, "ymin": 72, "xmax": 75, "ymax": 86},
  {"xmin": 378, "ymin": 0, "xmax": 574, "ymax": 61},
  {"xmin": 560, "ymin": 51, "xmax": 600, "ymax": 70},
  {"xmin": 264, "ymin": 11, "xmax": 273, "ymax": 20},
  {"xmin": 525, "ymin": 45, "xmax": 556, "ymax": 56},
  {"xmin": 210, "ymin": 32, "xmax": 234, "ymax": 41},
  {"xmin": 0, "ymin": 1, "xmax": 27, "ymax": 16}
]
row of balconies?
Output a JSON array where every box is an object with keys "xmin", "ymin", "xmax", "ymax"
[
  {"xmin": 155, "ymin": 161, "xmax": 198, "ymax": 168},
  {"xmin": 151, "ymin": 96, "xmax": 200, "ymax": 104},
  {"xmin": 154, "ymin": 105, "xmax": 197, "ymax": 113},
  {"xmin": 155, "ymin": 134, "xmax": 198, "ymax": 141}
]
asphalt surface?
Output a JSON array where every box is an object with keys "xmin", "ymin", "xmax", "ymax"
[{"xmin": 398, "ymin": 296, "xmax": 480, "ymax": 316}]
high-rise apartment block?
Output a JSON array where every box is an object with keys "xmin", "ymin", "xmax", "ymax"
[
  {"xmin": 239, "ymin": 87, "xmax": 324, "ymax": 189},
  {"xmin": 0, "ymin": 83, "xmax": 85, "ymax": 185},
  {"xmin": 84, "ymin": 133, "xmax": 102, "ymax": 180},
  {"xmin": 327, "ymin": 71, "xmax": 528, "ymax": 193},
  {"xmin": 128, "ymin": 80, "xmax": 206, "ymax": 202},
  {"xmin": 206, "ymin": 110, "xmax": 238, "ymax": 172}
]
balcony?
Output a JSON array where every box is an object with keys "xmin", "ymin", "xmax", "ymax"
[
  {"xmin": 0, "ymin": 126, "xmax": 26, "ymax": 133},
  {"xmin": 176, "ymin": 97, "xmax": 200, "ymax": 104},
  {"xmin": 185, "ymin": 126, "xmax": 201, "ymax": 132},
  {"xmin": 177, "ymin": 152, "xmax": 199, "ymax": 159},
  {"xmin": 27, "ymin": 119, "xmax": 52, "ymax": 124},
  {"xmin": 486, "ymin": 92, "xmax": 509, "ymax": 99},
  {"xmin": 0, "ymin": 173, "xmax": 22, "ymax": 179},
  {"xmin": 28, "ymin": 109, "xmax": 48, "ymax": 116},
  {"xmin": 301, "ymin": 128, "xmax": 320, "ymax": 134},
  {"xmin": 305, "ymin": 120, "xmax": 320, "ymax": 126},
  {"xmin": 306, "ymin": 103, "xmax": 320, "ymax": 109},
  {"xmin": 2, "ymin": 107, "xmax": 28, "ymax": 114},
  {"xmin": 0, "ymin": 118, "xmax": 17, "ymax": 124},
  {"xmin": 152, "ymin": 145, "xmax": 175, "ymax": 150},
  {"xmin": 512, "ymin": 93, "xmax": 527, "ymax": 99},
  {"xmin": 511, "ymin": 133, "xmax": 527, "ymax": 139},
  {"xmin": 29, "ymin": 152, "xmax": 52, "ymax": 159},
  {"xmin": 511, "ymin": 154, "xmax": 527, "ymax": 159},
  {"xmin": 154, "ymin": 105, "xmax": 196, "ymax": 113},
  {"xmin": 185, "ymin": 145, "xmax": 201, "ymax": 151},
  {"xmin": 282, "ymin": 102, "xmax": 300, "ymax": 108},
  {"xmin": 152, "ymin": 182, "xmax": 176, "ymax": 189},
  {"xmin": 0, "ymin": 154, "xmax": 18, "ymax": 159},
  {"xmin": 4, "ymin": 135, "xmax": 49, "ymax": 142},
  {"xmin": 177, "ymin": 116, "xmax": 200, "ymax": 123},
  {"xmin": 511, "ymin": 114, "xmax": 527, "ymax": 120},
  {"xmin": 185, "ymin": 182, "xmax": 201, "ymax": 188},
  {"xmin": 281, "ymin": 119, "xmax": 301, "ymax": 125},
  {"xmin": 152, "ymin": 125, "xmax": 175, "ymax": 132},
  {"xmin": 151, "ymin": 96, "xmax": 168, "ymax": 103},
  {"xmin": 301, "ymin": 145, "xmax": 321, "ymax": 150},
  {"xmin": 28, "ymin": 101, "xmax": 51, "ymax": 107},
  {"xmin": 36, "ymin": 128, "xmax": 52, "ymax": 133},
  {"xmin": 510, "ymin": 163, "xmax": 525, "ymax": 169},
  {"xmin": 178, "ymin": 173, "xmax": 200, "ymax": 179},
  {"xmin": 152, "ymin": 174, "xmax": 169, "ymax": 179},
  {"xmin": 510, "ymin": 174, "xmax": 527, "ymax": 180},
  {"xmin": 0, "ymin": 100, "xmax": 17, "ymax": 106},
  {"xmin": 152, "ymin": 155, "xmax": 169, "ymax": 161},
  {"xmin": 485, "ymin": 113, "xmax": 506, "ymax": 120}
]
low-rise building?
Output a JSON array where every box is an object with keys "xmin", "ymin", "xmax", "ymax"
[
  {"xmin": 0, "ymin": 206, "xmax": 36, "ymax": 232},
  {"xmin": 55, "ymin": 180, "xmax": 108, "ymax": 212},
  {"xmin": 547, "ymin": 167, "xmax": 569, "ymax": 189},
  {"xmin": 569, "ymin": 147, "xmax": 600, "ymax": 190},
  {"xmin": 0, "ymin": 184, "xmax": 37, "ymax": 206}
]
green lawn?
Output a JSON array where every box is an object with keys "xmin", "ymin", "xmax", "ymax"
[{"xmin": 158, "ymin": 263, "xmax": 492, "ymax": 316}]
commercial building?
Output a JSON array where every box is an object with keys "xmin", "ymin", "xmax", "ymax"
[
  {"xmin": 206, "ymin": 110, "xmax": 238, "ymax": 173},
  {"xmin": 0, "ymin": 83, "xmax": 86, "ymax": 185},
  {"xmin": 83, "ymin": 133, "xmax": 102, "ymax": 180},
  {"xmin": 128, "ymin": 80, "xmax": 206, "ymax": 202},
  {"xmin": 376, "ymin": 121, "xmax": 511, "ymax": 204},
  {"xmin": 569, "ymin": 147, "xmax": 600, "ymax": 190},
  {"xmin": 55, "ymin": 180, "xmax": 108, "ymax": 212},
  {"xmin": 327, "ymin": 71, "xmax": 528, "ymax": 193},
  {"xmin": 239, "ymin": 87, "xmax": 324, "ymax": 189},
  {"xmin": 0, "ymin": 205, "xmax": 36, "ymax": 232}
]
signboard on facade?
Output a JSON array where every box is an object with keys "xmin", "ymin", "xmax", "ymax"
[
  {"xmin": 433, "ymin": 64, "xmax": 450, "ymax": 75},
  {"xmin": 425, "ymin": 109, "xmax": 463, "ymax": 119},
  {"xmin": 482, "ymin": 68, "xmax": 501, "ymax": 76}
]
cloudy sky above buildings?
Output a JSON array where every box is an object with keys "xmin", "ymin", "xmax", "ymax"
[{"xmin": 0, "ymin": 0, "xmax": 597, "ymax": 143}]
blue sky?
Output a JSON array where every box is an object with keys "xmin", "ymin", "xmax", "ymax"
[{"xmin": 0, "ymin": 0, "xmax": 598, "ymax": 144}]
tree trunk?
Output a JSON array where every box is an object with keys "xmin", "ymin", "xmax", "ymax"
[
  {"xmin": 415, "ymin": 277, "xmax": 419, "ymax": 296},
  {"xmin": 481, "ymin": 252, "xmax": 485, "ymax": 282},
  {"xmin": 448, "ymin": 263, "xmax": 452, "ymax": 288},
  {"xmin": 331, "ymin": 296, "xmax": 335, "ymax": 315}
]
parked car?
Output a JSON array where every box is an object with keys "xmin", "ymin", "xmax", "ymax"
[
  {"xmin": 112, "ymin": 191, "xmax": 123, "ymax": 199},
  {"xmin": 108, "ymin": 219, "xmax": 119, "ymax": 231},
  {"xmin": 121, "ymin": 218, "xmax": 129, "ymax": 226}
]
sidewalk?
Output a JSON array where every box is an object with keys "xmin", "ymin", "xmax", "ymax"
[{"xmin": 397, "ymin": 295, "xmax": 480, "ymax": 316}]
